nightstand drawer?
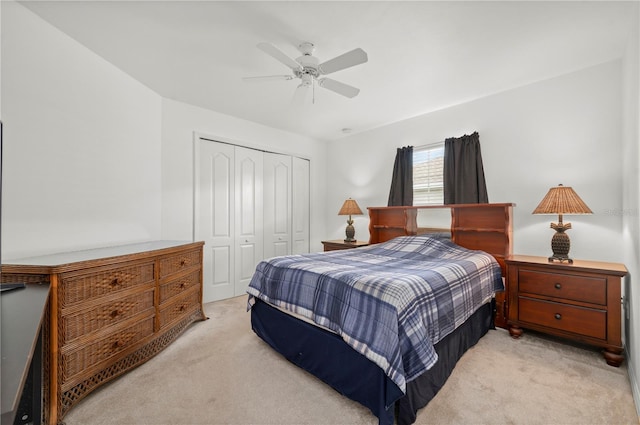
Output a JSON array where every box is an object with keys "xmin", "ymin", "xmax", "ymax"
[
  {"xmin": 518, "ymin": 269, "xmax": 606, "ymax": 305},
  {"xmin": 518, "ymin": 297, "xmax": 606, "ymax": 340}
]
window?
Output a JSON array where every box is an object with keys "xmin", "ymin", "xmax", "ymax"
[{"xmin": 413, "ymin": 143, "xmax": 444, "ymax": 205}]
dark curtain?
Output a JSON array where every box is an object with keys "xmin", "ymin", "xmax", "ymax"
[
  {"xmin": 387, "ymin": 146, "xmax": 413, "ymax": 206},
  {"xmin": 443, "ymin": 132, "xmax": 489, "ymax": 204}
]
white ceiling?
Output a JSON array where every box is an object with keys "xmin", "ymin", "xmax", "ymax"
[{"xmin": 18, "ymin": 1, "xmax": 636, "ymax": 141}]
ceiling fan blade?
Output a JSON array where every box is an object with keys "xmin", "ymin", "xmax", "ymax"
[
  {"xmin": 242, "ymin": 75, "xmax": 294, "ymax": 82},
  {"xmin": 318, "ymin": 48, "xmax": 368, "ymax": 75},
  {"xmin": 318, "ymin": 78, "xmax": 360, "ymax": 98},
  {"xmin": 257, "ymin": 42, "xmax": 302, "ymax": 71}
]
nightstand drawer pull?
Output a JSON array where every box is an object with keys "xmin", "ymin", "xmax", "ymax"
[
  {"xmin": 555, "ymin": 313, "xmax": 562, "ymax": 320},
  {"xmin": 555, "ymin": 283, "xmax": 562, "ymax": 289}
]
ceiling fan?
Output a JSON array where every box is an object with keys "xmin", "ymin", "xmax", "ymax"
[{"xmin": 244, "ymin": 41, "xmax": 368, "ymax": 102}]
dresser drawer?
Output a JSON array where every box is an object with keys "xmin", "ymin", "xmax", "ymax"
[
  {"xmin": 518, "ymin": 269, "xmax": 607, "ymax": 305},
  {"xmin": 158, "ymin": 249, "xmax": 201, "ymax": 279},
  {"xmin": 159, "ymin": 288, "xmax": 201, "ymax": 329},
  {"xmin": 159, "ymin": 270, "xmax": 201, "ymax": 304},
  {"xmin": 61, "ymin": 288, "xmax": 155, "ymax": 344},
  {"xmin": 518, "ymin": 297, "xmax": 606, "ymax": 340},
  {"xmin": 59, "ymin": 262, "xmax": 155, "ymax": 307},
  {"xmin": 61, "ymin": 314, "xmax": 155, "ymax": 382}
]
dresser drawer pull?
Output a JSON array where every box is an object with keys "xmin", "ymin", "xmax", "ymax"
[
  {"xmin": 179, "ymin": 305, "xmax": 186, "ymax": 312},
  {"xmin": 554, "ymin": 313, "xmax": 562, "ymax": 320},
  {"xmin": 554, "ymin": 283, "xmax": 562, "ymax": 289},
  {"xmin": 110, "ymin": 309, "xmax": 123, "ymax": 318},
  {"xmin": 112, "ymin": 340, "xmax": 125, "ymax": 349},
  {"xmin": 180, "ymin": 283, "xmax": 186, "ymax": 289},
  {"xmin": 110, "ymin": 278, "xmax": 120, "ymax": 287},
  {"xmin": 180, "ymin": 259, "xmax": 187, "ymax": 266}
]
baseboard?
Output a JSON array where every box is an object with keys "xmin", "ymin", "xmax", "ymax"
[{"xmin": 626, "ymin": 347, "xmax": 640, "ymax": 420}]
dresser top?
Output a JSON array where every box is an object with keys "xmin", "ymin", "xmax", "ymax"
[
  {"xmin": 506, "ymin": 254, "xmax": 628, "ymax": 276},
  {"xmin": 3, "ymin": 240, "xmax": 203, "ymax": 269}
]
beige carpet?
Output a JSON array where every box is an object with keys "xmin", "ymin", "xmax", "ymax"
[{"xmin": 63, "ymin": 295, "xmax": 639, "ymax": 425}]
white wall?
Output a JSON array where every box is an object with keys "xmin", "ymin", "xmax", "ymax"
[
  {"xmin": 160, "ymin": 98, "xmax": 327, "ymax": 251},
  {"xmin": 1, "ymin": 1, "xmax": 163, "ymax": 259},
  {"xmin": 326, "ymin": 60, "xmax": 625, "ymax": 264},
  {"xmin": 622, "ymin": 2, "xmax": 640, "ymax": 416},
  {"xmin": 0, "ymin": 0, "xmax": 3, "ymax": 119},
  {"xmin": 0, "ymin": 1, "xmax": 327, "ymax": 262}
]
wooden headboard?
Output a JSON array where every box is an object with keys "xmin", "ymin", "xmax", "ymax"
[{"xmin": 368, "ymin": 203, "xmax": 515, "ymax": 327}]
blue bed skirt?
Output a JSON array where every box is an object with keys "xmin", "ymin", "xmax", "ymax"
[{"xmin": 250, "ymin": 298, "xmax": 494, "ymax": 425}]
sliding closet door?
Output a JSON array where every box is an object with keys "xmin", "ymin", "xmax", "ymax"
[
  {"xmin": 196, "ymin": 138, "xmax": 310, "ymax": 302},
  {"xmin": 292, "ymin": 157, "xmax": 310, "ymax": 254},
  {"xmin": 234, "ymin": 146, "xmax": 263, "ymax": 296},
  {"xmin": 263, "ymin": 152, "xmax": 292, "ymax": 259},
  {"xmin": 194, "ymin": 140, "xmax": 236, "ymax": 302}
]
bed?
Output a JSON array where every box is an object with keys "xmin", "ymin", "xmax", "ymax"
[{"xmin": 247, "ymin": 203, "xmax": 514, "ymax": 425}]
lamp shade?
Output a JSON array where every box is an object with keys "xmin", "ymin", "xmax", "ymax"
[
  {"xmin": 338, "ymin": 198, "xmax": 363, "ymax": 216},
  {"xmin": 532, "ymin": 184, "xmax": 593, "ymax": 215}
]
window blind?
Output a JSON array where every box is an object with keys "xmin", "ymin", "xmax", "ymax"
[{"xmin": 413, "ymin": 143, "xmax": 444, "ymax": 205}]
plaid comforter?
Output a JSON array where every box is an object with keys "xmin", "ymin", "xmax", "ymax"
[{"xmin": 247, "ymin": 235, "xmax": 503, "ymax": 393}]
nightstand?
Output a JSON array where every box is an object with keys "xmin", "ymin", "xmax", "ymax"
[
  {"xmin": 321, "ymin": 240, "xmax": 370, "ymax": 252},
  {"xmin": 506, "ymin": 254, "xmax": 628, "ymax": 366}
]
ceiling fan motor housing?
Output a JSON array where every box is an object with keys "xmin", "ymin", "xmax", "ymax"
[{"xmin": 296, "ymin": 49, "xmax": 320, "ymax": 80}]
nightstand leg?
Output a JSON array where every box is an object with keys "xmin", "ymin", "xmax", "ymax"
[
  {"xmin": 508, "ymin": 325, "xmax": 523, "ymax": 339},
  {"xmin": 603, "ymin": 348, "xmax": 624, "ymax": 367}
]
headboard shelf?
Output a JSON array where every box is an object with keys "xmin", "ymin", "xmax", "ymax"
[
  {"xmin": 455, "ymin": 227, "xmax": 509, "ymax": 232},
  {"xmin": 372, "ymin": 225, "xmax": 406, "ymax": 229},
  {"xmin": 368, "ymin": 203, "xmax": 515, "ymax": 328}
]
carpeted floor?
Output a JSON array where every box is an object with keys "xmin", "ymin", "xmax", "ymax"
[{"xmin": 62, "ymin": 295, "xmax": 639, "ymax": 425}]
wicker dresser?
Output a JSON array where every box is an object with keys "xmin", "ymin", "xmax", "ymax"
[{"xmin": 1, "ymin": 241, "xmax": 206, "ymax": 424}]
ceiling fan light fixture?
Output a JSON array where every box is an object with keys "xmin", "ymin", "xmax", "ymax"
[{"xmin": 299, "ymin": 74, "xmax": 313, "ymax": 87}]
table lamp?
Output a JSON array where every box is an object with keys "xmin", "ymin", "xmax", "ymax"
[
  {"xmin": 532, "ymin": 184, "xmax": 593, "ymax": 263},
  {"xmin": 338, "ymin": 198, "xmax": 363, "ymax": 242}
]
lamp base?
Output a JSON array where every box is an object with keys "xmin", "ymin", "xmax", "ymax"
[
  {"xmin": 344, "ymin": 219, "xmax": 356, "ymax": 243},
  {"xmin": 548, "ymin": 227, "xmax": 573, "ymax": 263},
  {"xmin": 548, "ymin": 255, "xmax": 573, "ymax": 264},
  {"xmin": 344, "ymin": 238, "xmax": 357, "ymax": 243}
]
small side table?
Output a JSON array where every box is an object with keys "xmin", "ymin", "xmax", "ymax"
[
  {"xmin": 506, "ymin": 254, "xmax": 627, "ymax": 366},
  {"xmin": 321, "ymin": 240, "xmax": 370, "ymax": 252}
]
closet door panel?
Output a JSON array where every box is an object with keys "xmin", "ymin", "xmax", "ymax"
[
  {"xmin": 212, "ymin": 246, "xmax": 232, "ymax": 288},
  {"xmin": 264, "ymin": 152, "xmax": 292, "ymax": 259},
  {"xmin": 234, "ymin": 147, "xmax": 263, "ymax": 296},
  {"xmin": 292, "ymin": 157, "xmax": 310, "ymax": 255},
  {"xmin": 195, "ymin": 140, "xmax": 235, "ymax": 302}
]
